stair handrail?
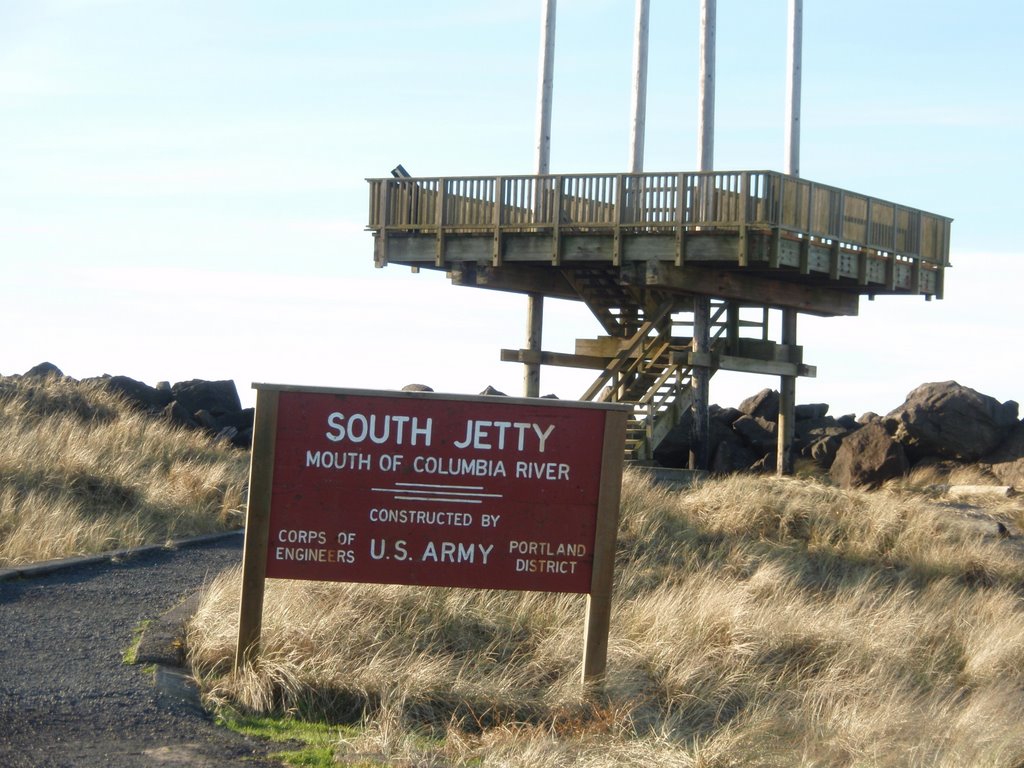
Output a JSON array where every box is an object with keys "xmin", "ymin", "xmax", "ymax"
[{"xmin": 580, "ymin": 302, "xmax": 675, "ymax": 402}]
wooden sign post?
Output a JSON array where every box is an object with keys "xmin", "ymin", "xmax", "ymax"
[{"xmin": 235, "ymin": 385, "xmax": 629, "ymax": 688}]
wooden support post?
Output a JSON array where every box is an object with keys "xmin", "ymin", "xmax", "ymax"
[
  {"xmin": 234, "ymin": 388, "xmax": 279, "ymax": 672},
  {"xmin": 726, "ymin": 302, "xmax": 739, "ymax": 353},
  {"xmin": 798, "ymin": 236, "xmax": 810, "ymax": 274},
  {"xmin": 829, "ymin": 240, "xmax": 841, "ymax": 280},
  {"xmin": 769, "ymin": 227, "xmax": 781, "ymax": 269},
  {"xmin": 375, "ymin": 183, "xmax": 391, "ymax": 268},
  {"xmin": 777, "ymin": 310, "xmax": 797, "ymax": 476},
  {"xmin": 689, "ymin": 296, "xmax": 710, "ymax": 470},
  {"xmin": 524, "ymin": 293, "xmax": 544, "ymax": 397},
  {"xmin": 581, "ymin": 409, "xmax": 627, "ymax": 690}
]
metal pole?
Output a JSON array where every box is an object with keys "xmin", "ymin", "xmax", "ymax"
[
  {"xmin": 629, "ymin": 0, "xmax": 650, "ymax": 174},
  {"xmin": 535, "ymin": 0, "xmax": 556, "ymax": 175},
  {"xmin": 778, "ymin": 0, "xmax": 803, "ymax": 475},
  {"xmin": 784, "ymin": 0, "xmax": 803, "ymax": 177},
  {"xmin": 697, "ymin": 0, "xmax": 716, "ymax": 171},
  {"xmin": 526, "ymin": 0, "xmax": 557, "ymax": 397}
]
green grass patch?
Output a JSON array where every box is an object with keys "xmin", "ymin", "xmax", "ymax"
[
  {"xmin": 121, "ymin": 619, "xmax": 152, "ymax": 666},
  {"xmin": 216, "ymin": 708, "xmax": 358, "ymax": 767}
]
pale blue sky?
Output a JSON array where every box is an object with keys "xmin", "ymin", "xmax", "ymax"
[{"xmin": 2, "ymin": 1, "xmax": 1021, "ymax": 416}]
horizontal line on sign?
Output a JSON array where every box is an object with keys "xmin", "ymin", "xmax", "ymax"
[
  {"xmin": 394, "ymin": 482, "xmax": 485, "ymax": 491},
  {"xmin": 396, "ymin": 489, "xmax": 502, "ymax": 499},
  {"xmin": 371, "ymin": 486, "xmax": 503, "ymax": 500},
  {"xmin": 394, "ymin": 495, "xmax": 483, "ymax": 504}
]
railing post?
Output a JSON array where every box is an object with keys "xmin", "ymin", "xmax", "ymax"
[
  {"xmin": 493, "ymin": 176, "xmax": 504, "ymax": 267},
  {"xmin": 435, "ymin": 179, "xmax": 447, "ymax": 268},
  {"xmin": 837, "ymin": 190, "xmax": 846, "ymax": 243},
  {"xmin": 865, "ymin": 198, "xmax": 874, "ymax": 251},
  {"xmin": 806, "ymin": 181, "xmax": 814, "ymax": 235},
  {"xmin": 551, "ymin": 175, "xmax": 563, "ymax": 265},
  {"xmin": 673, "ymin": 173, "xmax": 686, "ymax": 266},
  {"xmin": 891, "ymin": 204, "xmax": 898, "ymax": 254},
  {"xmin": 613, "ymin": 174, "xmax": 625, "ymax": 266},
  {"xmin": 775, "ymin": 173, "xmax": 784, "ymax": 227},
  {"xmin": 915, "ymin": 212, "xmax": 924, "ymax": 262},
  {"xmin": 737, "ymin": 172, "xmax": 748, "ymax": 266}
]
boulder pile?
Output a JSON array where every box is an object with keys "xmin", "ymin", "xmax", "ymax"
[
  {"xmin": 655, "ymin": 380, "xmax": 1023, "ymax": 490},
  {"xmin": 17, "ymin": 362, "xmax": 253, "ymax": 449},
  {"xmin": 12, "ymin": 364, "xmax": 1024, "ymax": 491}
]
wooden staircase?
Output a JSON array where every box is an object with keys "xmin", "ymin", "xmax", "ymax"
[
  {"xmin": 561, "ymin": 267, "xmax": 647, "ymax": 337},
  {"xmin": 571, "ymin": 287, "xmax": 748, "ymax": 462}
]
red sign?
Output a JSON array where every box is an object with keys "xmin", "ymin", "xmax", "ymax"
[{"xmin": 262, "ymin": 388, "xmax": 620, "ymax": 593}]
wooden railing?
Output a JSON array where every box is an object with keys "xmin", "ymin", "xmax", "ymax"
[{"xmin": 367, "ymin": 170, "xmax": 952, "ymax": 267}]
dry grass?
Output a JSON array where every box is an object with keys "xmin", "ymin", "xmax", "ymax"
[
  {"xmin": 189, "ymin": 468, "xmax": 1024, "ymax": 766},
  {"xmin": 0, "ymin": 374, "xmax": 247, "ymax": 566}
]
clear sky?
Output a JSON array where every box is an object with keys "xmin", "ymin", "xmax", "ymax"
[{"xmin": 2, "ymin": 0, "xmax": 1022, "ymax": 417}]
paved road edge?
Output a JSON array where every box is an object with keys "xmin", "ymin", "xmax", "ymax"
[{"xmin": 0, "ymin": 529, "xmax": 244, "ymax": 583}]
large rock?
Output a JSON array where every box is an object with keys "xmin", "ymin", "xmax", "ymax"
[
  {"xmin": 830, "ymin": 422, "xmax": 909, "ymax": 490},
  {"xmin": 652, "ymin": 409, "xmax": 694, "ymax": 467},
  {"xmin": 654, "ymin": 408, "xmax": 745, "ymax": 469},
  {"xmin": 713, "ymin": 406, "xmax": 744, "ymax": 427},
  {"xmin": 171, "ymin": 379, "xmax": 242, "ymax": 417},
  {"xmin": 219, "ymin": 407, "xmax": 255, "ymax": 432},
  {"xmin": 885, "ymin": 381, "xmax": 1019, "ymax": 461},
  {"xmin": 795, "ymin": 403, "xmax": 830, "ymax": 420},
  {"xmin": 101, "ymin": 375, "xmax": 173, "ymax": 411},
  {"xmin": 794, "ymin": 416, "xmax": 851, "ymax": 453},
  {"xmin": 738, "ymin": 389, "xmax": 780, "ymax": 421},
  {"xmin": 25, "ymin": 362, "xmax": 64, "ymax": 378},
  {"xmin": 710, "ymin": 437, "xmax": 761, "ymax": 474},
  {"xmin": 163, "ymin": 400, "xmax": 199, "ymax": 429},
  {"xmin": 983, "ymin": 422, "xmax": 1024, "ymax": 490},
  {"xmin": 732, "ymin": 414, "xmax": 777, "ymax": 453},
  {"xmin": 750, "ymin": 452, "xmax": 777, "ymax": 474},
  {"xmin": 808, "ymin": 434, "xmax": 844, "ymax": 470}
]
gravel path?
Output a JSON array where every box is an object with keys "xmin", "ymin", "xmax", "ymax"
[{"xmin": 0, "ymin": 535, "xmax": 283, "ymax": 768}]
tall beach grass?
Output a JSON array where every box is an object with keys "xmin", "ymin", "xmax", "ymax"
[
  {"xmin": 189, "ymin": 469, "xmax": 1024, "ymax": 766},
  {"xmin": 0, "ymin": 374, "xmax": 247, "ymax": 566}
]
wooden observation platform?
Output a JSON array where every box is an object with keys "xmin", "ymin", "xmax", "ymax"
[{"xmin": 366, "ymin": 170, "xmax": 952, "ymax": 465}]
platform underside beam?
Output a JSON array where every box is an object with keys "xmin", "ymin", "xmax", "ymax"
[
  {"xmin": 637, "ymin": 261, "xmax": 859, "ymax": 317},
  {"xmin": 448, "ymin": 263, "xmax": 577, "ymax": 300},
  {"xmin": 447, "ymin": 262, "xmax": 856, "ymax": 318},
  {"xmin": 376, "ymin": 228, "xmax": 940, "ymax": 306}
]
